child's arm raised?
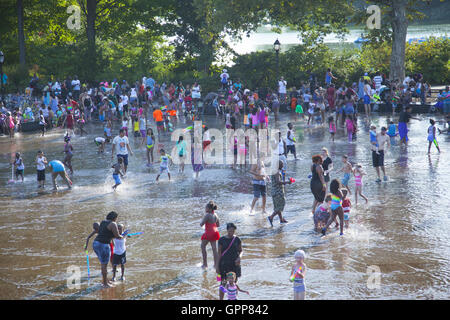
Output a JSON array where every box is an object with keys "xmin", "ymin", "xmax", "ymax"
[{"xmin": 236, "ymin": 284, "xmax": 249, "ymax": 295}]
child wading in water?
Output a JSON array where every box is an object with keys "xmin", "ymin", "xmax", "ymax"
[
  {"xmin": 112, "ymin": 157, "xmax": 124, "ymax": 190},
  {"xmin": 353, "ymin": 164, "xmax": 368, "ymax": 205},
  {"xmin": 290, "ymin": 250, "xmax": 307, "ymax": 300},
  {"xmin": 345, "ymin": 114, "xmax": 354, "ymax": 142},
  {"xmin": 63, "ymin": 134, "xmax": 74, "ymax": 175},
  {"xmin": 146, "ymin": 128, "xmax": 155, "ymax": 165},
  {"xmin": 36, "ymin": 150, "xmax": 48, "ymax": 188},
  {"xmin": 94, "ymin": 137, "xmax": 106, "ymax": 153},
  {"xmin": 222, "ymin": 271, "xmax": 249, "ymax": 300},
  {"xmin": 328, "ymin": 116, "xmax": 336, "ymax": 142},
  {"xmin": 427, "ymin": 119, "xmax": 441, "ymax": 154},
  {"xmin": 156, "ymin": 149, "xmax": 173, "ymax": 181},
  {"xmin": 341, "ymin": 189, "xmax": 351, "ymax": 228},
  {"xmin": 322, "ymin": 179, "xmax": 345, "ymax": 236},
  {"xmin": 337, "ymin": 155, "xmax": 353, "ymax": 195},
  {"xmin": 112, "ymin": 224, "xmax": 128, "ymax": 281},
  {"xmin": 13, "ymin": 152, "xmax": 25, "ymax": 182},
  {"xmin": 84, "ymin": 222, "xmax": 100, "ymax": 250},
  {"xmin": 313, "ymin": 194, "xmax": 332, "ymax": 232},
  {"xmin": 200, "ymin": 201, "xmax": 220, "ymax": 269}
]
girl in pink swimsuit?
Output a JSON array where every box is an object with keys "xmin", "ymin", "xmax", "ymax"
[{"xmin": 353, "ymin": 164, "xmax": 368, "ymax": 204}]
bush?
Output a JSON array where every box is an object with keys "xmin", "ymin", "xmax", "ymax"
[
  {"xmin": 406, "ymin": 37, "xmax": 450, "ymax": 84},
  {"xmin": 2, "ymin": 64, "xmax": 29, "ymax": 93}
]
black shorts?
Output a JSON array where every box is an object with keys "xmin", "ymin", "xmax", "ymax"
[
  {"xmin": 252, "ymin": 183, "xmax": 267, "ymax": 198},
  {"xmin": 372, "ymin": 150, "xmax": 385, "ymax": 167},
  {"xmin": 112, "ymin": 252, "xmax": 126, "ymax": 265},
  {"xmin": 286, "ymin": 145, "xmax": 296, "ymax": 154},
  {"xmin": 16, "ymin": 169, "xmax": 24, "ymax": 176},
  {"xmin": 37, "ymin": 169, "xmax": 45, "ymax": 181}
]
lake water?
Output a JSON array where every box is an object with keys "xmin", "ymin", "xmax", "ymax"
[
  {"xmin": 0, "ymin": 111, "xmax": 449, "ymax": 300},
  {"xmin": 227, "ymin": 24, "xmax": 450, "ymax": 54}
]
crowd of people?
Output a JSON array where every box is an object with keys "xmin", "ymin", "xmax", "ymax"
[{"xmin": 3, "ymin": 67, "xmax": 449, "ymax": 300}]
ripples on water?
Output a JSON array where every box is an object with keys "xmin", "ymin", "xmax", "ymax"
[{"xmin": 0, "ymin": 113, "xmax": 449, "ymax": 300}]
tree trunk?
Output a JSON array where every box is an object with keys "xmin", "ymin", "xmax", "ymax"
[
  {"xmin": 86, "ymin": 0, "xmax": 97, "ymax": 81},
  {"xmin": 389, "ymin": 0, "xmax": 408, "ymax": 82},
  {"xmin": 17, "ymin": 0, "xmax": 26, "ymax": 66}
]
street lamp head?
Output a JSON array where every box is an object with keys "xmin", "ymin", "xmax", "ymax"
[
  {"xmin": 0, "ymin": 51, "xmax": 4, "ymax": 64},
  {"xmin": 273, "ymin": 39, "xmax": 281, "ymax": 52}
]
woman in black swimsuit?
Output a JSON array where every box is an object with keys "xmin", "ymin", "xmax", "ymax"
[
  {"xmin": 310, "ymin": 154, "xmax": 327, "ymax": 214},
  {"xmin": 92, "ymin": 211, "xmax": 123, "ymax": 288}
]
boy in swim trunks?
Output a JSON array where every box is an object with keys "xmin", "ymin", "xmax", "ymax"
[
  {"xmin": 337, "ymin": 155, "xmax": 352, "ymax": 195},
  {"xmin": 156, "ymin": 149, "xmax": 173, "ymax": 181},
  {"xmin": 112, "ymin": 157, "xmax": 124, "ymax": 190}
]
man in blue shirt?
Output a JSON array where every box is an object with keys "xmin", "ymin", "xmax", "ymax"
[
  {"xmin": 145, "ymin": 76, "xmax": 155, "ymax": 91},
  {"xmin": 49, "ymin": 159, "xmax": 72, "ymax": 190}
]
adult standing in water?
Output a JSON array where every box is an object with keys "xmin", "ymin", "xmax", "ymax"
[
  {"xmin": 249, "ymin": 157, "xmax": 268, "ymax": 214},
  {"xmin": 216, "ymin": 223, "xmax": 242, "ymax": 300},
  {"xmin": 373, "ymin": 127, "xmax": 391, "ymax": 182},
  {"xmin": 93, "ymin": 211, "xmax": 123, "ymax": 288},
  {"xmin": 112, "ymin": 128, "xmax": 133, "ymax": 174},
  {"xmin": 48, "ymin": 159, "xmax": 72, "ymax": 190},
  {"xmin": 310, "ymin": 155, "xmax": 327, "ymax": 214},
  {"xmin": 398, "ymin": 106, "xmax": 420, "ymax": 146},
  {"xmin": 321, "ymin": 148, "xmax": 333, "ymax": 191}
]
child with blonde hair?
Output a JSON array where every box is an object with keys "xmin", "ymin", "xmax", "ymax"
[{"xmin": 290, "ymin": 250, "xmax": 307, "ymax": 300}]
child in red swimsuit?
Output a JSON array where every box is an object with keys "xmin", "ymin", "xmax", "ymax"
[{"xmin": 200, "ymin": 201, "xmax": 220, "ymax": 269}]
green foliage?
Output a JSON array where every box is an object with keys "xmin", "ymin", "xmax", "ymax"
[
  {"xmin": 2, "ymin": 64, "xmax": 29, "ymax": 92},
  {"xmin": 405, "ymin": 37, "xmax": 450, "ymax": 83},
  {"xmin": 225, "ymin": 37, "xmax": 449, "ymax": 91}
]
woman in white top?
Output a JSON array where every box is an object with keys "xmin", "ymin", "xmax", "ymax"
[{"xmin": 192, "ymin": 82, "xmax": 201, "ymax": 111}]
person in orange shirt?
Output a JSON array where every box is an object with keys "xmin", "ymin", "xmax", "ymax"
[
  {"xmin": 168, "ymin": 109, "xmax": 177, "ymax": 123},
  {"xmin": 153, "ymin": 107, "xmax": 164, "ymax": 137}
]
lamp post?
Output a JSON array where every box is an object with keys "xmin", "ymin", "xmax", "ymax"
[
  {"xmin": 273, "ymin": 39, "xmax": 280, "ymax": 91},
  {"xmin": 0, "ymin": 51, "xmax": 4, "ymax": 105}
]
